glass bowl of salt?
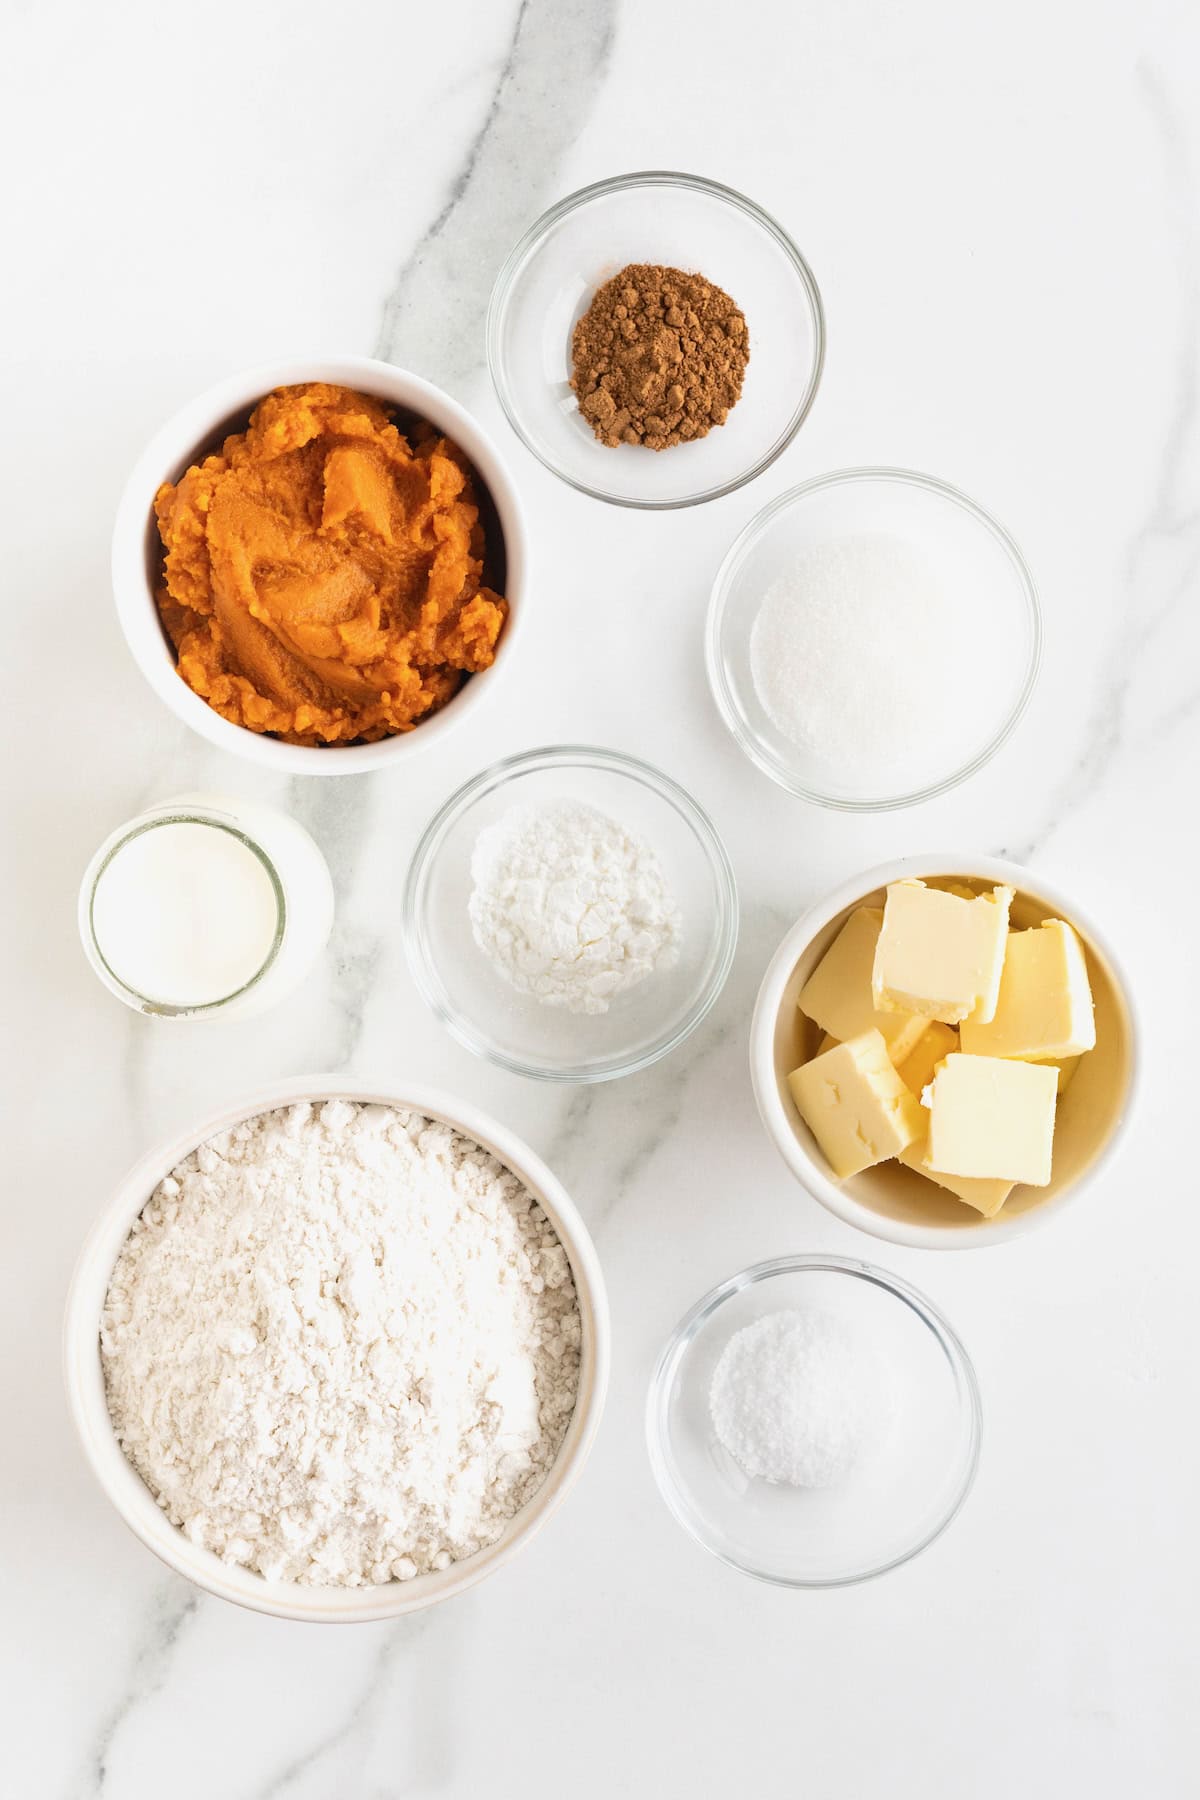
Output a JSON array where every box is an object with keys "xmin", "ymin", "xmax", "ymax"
[
  {"xmin": 706, "ymin": 467, "xmax": 1041, "ymax": 809},
  {"xmin": 646, "ymin": 1254, "xmax": 981, "ymax": 1586}
]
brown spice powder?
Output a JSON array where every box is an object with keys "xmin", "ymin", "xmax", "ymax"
[{"xmin": 569, "ymin": 263, "xmax": 750, "ymax": 451}]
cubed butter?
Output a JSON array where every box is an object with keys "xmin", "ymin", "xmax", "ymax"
[
  {"xmin": 923, "ymin": 1053, "xmax": 1058, "ymax": 1186},
  {"xmin": 872, "ymin": 880, "xmax": 1014, "ymax": 1024},
  {"xmin": 788, "ymin": 1030, "xmax": 924, "ymax": 1179},
  {"xmin": 896, "ymin": 1021, "xmax": 958, "ymax": 1096},
  {"xmin": 897, "ymin": 1135, "xmax": 1013, "ymax": 1219},
  {"xmin": 959, "ymin": 918, "xmax": 1096, "ymax": 1061},
  {"xmin": 1055, "ymin": 1055, "xmax": 1082, "ymax": 1095},
  {"xmin": 798, "ymin": 907, "xmax": 931, "ymax": 1065}
]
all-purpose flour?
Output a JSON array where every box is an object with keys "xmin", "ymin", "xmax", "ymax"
[
  {"xmin": 101, "ymin": 1101, "xmax": 582, "ymax": 1586},
  {"xmin": 468, "ymin": 798, "xmax": 681, "ymax": 1015}
]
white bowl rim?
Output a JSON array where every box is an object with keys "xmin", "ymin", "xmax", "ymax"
[
  {"xmin": 749, "ymin": 854, "xmax": 1141, "ymax": 1250},
  {"xmin": 645, "ymin": 1252, "xmax": 982, "ymax": 1586},
  {"xmin": 402, "ymin": 743, "xmax": 740, "ymax": 1082},
  {"xmin": 62, "ymin": 1074, "xmax": 610, "ymax": 1622},
  {"xmin": 486, "ymin": 168, "xmax": 826, "ymax": 511},
  {"xmin": 706, "ymin": 466, "xmax": 1043, "ymax": 810},
  {"xmin": 111, "ymin": 354, "xmax": 529, "ymax": 776}
]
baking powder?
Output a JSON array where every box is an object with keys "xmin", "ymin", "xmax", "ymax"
[{"xmin": 468, "ymin": 798, "xmax": 681, "ymax": 1015}]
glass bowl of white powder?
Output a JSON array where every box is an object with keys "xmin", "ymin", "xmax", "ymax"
[
  {"xmin": 646, "ymin": 1255, "xmax": 981, "ymax": 1586},
  {"xmin": 706, "ymin": 468, "xmax": 1041, "ymax": 809},
  {"xmin": 403, "ymin": 746, "xmax": 739, "ymax": 1082}
]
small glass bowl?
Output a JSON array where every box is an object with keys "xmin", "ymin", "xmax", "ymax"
[
  {"xmin": 647, "ymin": 1256, "xmax": 981, "ymax": 1587},
  {"xmin": 706, "ymin": 468, "xmax": 1042, "ymax": 810},
  {"xmin": 486, "ymin": 171, "xmax": 824, "ymax": 509},
  {"xmin": 403, "ymin": 747, "xmax": 738, "ymax": 1083}
]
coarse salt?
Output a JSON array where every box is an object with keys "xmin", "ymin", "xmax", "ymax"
[{"xmin": 708, "ymin": 1308, "xmax": 885, "ymax": 1489}]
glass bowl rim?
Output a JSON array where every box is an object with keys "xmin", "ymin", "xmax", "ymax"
[
  {"xmin": 705, "ymin": 465, "xmax": 1043, "ymax": 810},
  {"xmin": 646, "ymin": 1251, "xmax": 983, "ymax": 1588},
  {"xmin": 485, "ymin": 168, "xmax": 826, "ymax": 511},
  {"xmin": 401, "ymin": 743, "xmax": 740, "ymax": 1083},
  {"xmin": 78, "ymin": 807, "xmax": 287, "ymax": 1016}
]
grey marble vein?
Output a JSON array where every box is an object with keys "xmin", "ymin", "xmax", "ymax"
[
  {"xmin": 1014, "ymin": 61, "xmax": 1200, "ymax": 859},
  {"xmin": 605, "ymin": 1013, "xmax": 735, "ymax": 1206},
  {"xmin": 538, "ymin": 1032, "xmax": 728, "ymax": 1233},
  {"xmin": 374, "ymin": 0, "xmax": 618, "ymax": 397},
  {"xmin": 539, "ymin": 1084, "xmax": 600, "ymax": 1177},
  {"xmin": 324, "ymin": 919, "xmax": 386, "ymax": 1071},
  {"xmin": 255, "ymin": 1613, "xmax": 448, "ymax": 1800},
  {"xmin": 286, "ymin": 774, "xmax": 382, "ymax": 1069},
  {"xmin": 273, "ymin": 0, "xmax": 617, "ymax": 1078},
  {"xmin": 539, "ymin": 901, "xmax": 795, "ymax": 1231},
  {"xmin": 75, "ymin": 1585, "xmax": 199, "ymax": 1797}
]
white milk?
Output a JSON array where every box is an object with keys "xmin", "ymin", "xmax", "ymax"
[
  {"xmin": 80, "ymin": 795, "xmax": 334, "ymax": 1018},
  {"xmin": 91, "ymin": 821, "xmax": 280, "ymax": 1008}
]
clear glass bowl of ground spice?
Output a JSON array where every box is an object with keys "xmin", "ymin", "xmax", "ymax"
[
  {"xmin": 487, "ymin": 172, "xmax": 824, "ymax": 509},
  {"xmin": 647, "ymin": 1256, "xmax": 982, "ymax": 1586}
]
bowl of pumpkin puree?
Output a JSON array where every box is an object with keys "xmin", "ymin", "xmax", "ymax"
[{"xmin": 112, "ymin": 358, "xmax": 527, "ymax": 773}]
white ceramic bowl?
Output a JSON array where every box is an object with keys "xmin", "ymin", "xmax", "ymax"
[
  {"xmin": 112, "ymin": 356, "xmax": 529, "ymax": 775},
  {"xmin": 750, "ymin": 856, "xmax": 1139, "ymax": 1250},
  {"xmin": 63, "ymin": 1076, "xmax": 609, "ymax": 1621}
]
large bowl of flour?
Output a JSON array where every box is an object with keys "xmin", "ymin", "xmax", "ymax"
[{"xmin": 63, "ymin": 1076, "xmax": 609, "ymax": 1621}]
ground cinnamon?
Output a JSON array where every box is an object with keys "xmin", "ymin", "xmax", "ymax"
[{"xmin": 570, "ymin": 263, "xmax": 750, "ymax": 451}]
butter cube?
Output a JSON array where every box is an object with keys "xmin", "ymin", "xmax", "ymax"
[
  {"xmin": 788, "ymin": 1030, "xmax": 924, "ymax": 1179},
  {"xmin": 1055, "ymin": 1055, "xmax": 1082, "ymax": 1095},
  {"xmin": 923, "ymin": 1053, "xmax": 1058, "ymax": 1186},
  {"xmin": 897, "ymin": 1135, "xmax": 1013, "ymax": 1219},
  {"xmin": 959, "ymin": 919, "xmax": 1096, "ymax": 1061},
  {"xmin": 798, "ymin": 907, "xmax": 931, "ymax": 1065},
  {"xmin": 896, "ymin": 1022, "xmax": 958, "ymax": 1096},
  {"xmin": 872, "ymin": 880, "xmax": 1014, "ymax": 1024}
]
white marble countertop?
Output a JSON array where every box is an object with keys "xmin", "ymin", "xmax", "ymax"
[{"xmin": 4, "ymin": 1, "xmax": 1197, "ymax": 1794}]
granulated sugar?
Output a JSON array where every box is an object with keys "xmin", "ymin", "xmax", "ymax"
[
  {"xmin": 749, "ymin": 537, "xmax": 1003, "ymax": 786},
  {"xmin": 708, "ymin": 1309, "xmax": 883, "ymax": 1488},
  {"xmin": 101, "ymin": 1101, "xmax": 582, "ymax": 1586}
]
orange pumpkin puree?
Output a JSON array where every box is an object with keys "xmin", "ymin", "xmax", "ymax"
[{"xmin": 154, "ymin": 383, "xmax": 508, "ymax": 746}]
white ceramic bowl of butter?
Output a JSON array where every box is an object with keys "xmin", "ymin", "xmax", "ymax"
[
  {"xmin": 750, "ymin": 856, "xmax": 1139, "ymax": 1249},
  {"xmin": 63, "ymin": 1075, "xmax": 609, "ymax": 1621}
]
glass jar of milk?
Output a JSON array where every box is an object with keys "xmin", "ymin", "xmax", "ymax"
[{"xmin": 78, "ymin": 793, "xmax": 334, "ymax": 1019}]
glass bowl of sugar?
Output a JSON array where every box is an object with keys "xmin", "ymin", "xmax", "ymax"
[
  {"xmin": 403, "ymin": 746, "xmax": 739, "ymax": 1083},
  {"xmin": 706, "ymin": 468, "xmax": 1042, "ymax": 809},
  {"xmin": 646, "ymin": 1255, "xmax": 981, "ymax": 1586}
]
